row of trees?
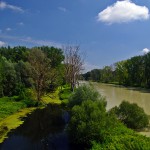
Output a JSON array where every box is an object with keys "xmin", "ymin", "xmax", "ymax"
[
  {"xmin": 83, "ymin": 53, "xmax": 150, "ymax": 88},
  {"xmin": 0, "ymin": 45, "xmax": 83, "ymax": 101}
]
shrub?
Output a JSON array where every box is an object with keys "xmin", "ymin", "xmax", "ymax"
[
  {"xmin": 68, "ymin": 85, "xmax": 106, "ymax": 107},
  {"xmin": 113, "ymin": 101, "xmax": 149, "ymax": 129},
  {"xmin": 68, "ymin": 100, "xmax": 106, "ymax": 146}
]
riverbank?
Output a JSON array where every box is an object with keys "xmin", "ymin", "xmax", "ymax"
[
  {"xmin": 99, "ymin": 81, "xmax": 150, "ymax": 92},
  {"xmin": 0, "ymin": 107, "xmax": 36, "ymax": 143},
  {"xmin": 0, "ymin": 86, "xmax": 71, "ymax": 144}
]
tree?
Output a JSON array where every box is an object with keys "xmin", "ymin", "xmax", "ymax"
[
  {"xmin": 114, "ymin": 101, "xmax": 149, "ymax": 129},
  {"xmin": 63, "ymin": 45, "xmax": 84, "ymax": 91},
  {"xmin": 40, "ymin": 46, "xmax": 64, "ymax": 68},
  {"xmin": 0, "ymin": 56, "xmax": 17, "ymax": 97},
  {"xmin": 69, "ymin": 99, "xmax": 108, "ymax": 146},
  {"xmin": 28, "ymin": 49, "xmax": 51, "ymax": 101},
  {"xmin": 101, "ymin": 66, "xmax": 113, "ymax": 83}
]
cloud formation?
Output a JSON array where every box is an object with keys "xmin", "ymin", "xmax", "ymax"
[
  {"xmin": 141, "ymin": 48, "xmax": 150, "ymax": 54},
  {"xmin": 6, "ymin": 28, "xmax": 11, "ymax": 31},
  {"xmin": 0, "ymin": 1, "xmax": 24, "ymax": 12},
  {"xmin": 97, "ymin": 0, "xmax": 149, "ymax": 24},
  {"xmin": 18, "ymin": 22, "xmax": 24, "ymax": 26},
  {"xmin": 58, "ymin": 7, "xmax": 67, "ymax": 12},
  {"xmin": 0, "ymin": 35, "xmax": 62, "ymax": 48},
  {"xmin": 0, "ymin": 41, "xmax": 6, "ymax": 47}
]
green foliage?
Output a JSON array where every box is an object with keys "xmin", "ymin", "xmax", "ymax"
[
  {"xmin": 68, "ymin": 100, "xmax": 107, "ymax": 146},
  {"xmin": 92, "ymin": 123, "xmax": 150, "ymax": 150},
  {"xmin": 0, "ymin": 56, "xmax": 17, "ymax": 97},
  {"xmin": 113, "ymin": 101, "xmax": 149, "ymax": 129},
  {"xmin": 82, "ymin": 52, "xmax": 150, "ymax": 88},
  {"xmin": 59, "ymin": 88, "xmax": 72, "ymax": 100},
  {"xmin": 68, "ymin": 85, "xmax": 106, "ymax": 107},
  {"xmin": 0, "ymin": 46, "xmax": 65, "ymax": 99},
  {"xmin": 68, "ymin": 85, "xmax": 150, "ymax": 149},
  {"xmin": 0, "ymin": 97, "xmax": 26, "ymax": 120},
  {"xmin": 40, "ymin": 46, "xmax": 64, "ymax": 68}
]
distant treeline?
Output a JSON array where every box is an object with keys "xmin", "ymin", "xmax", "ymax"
[{"xmin": 82, "ymin": 53, "xmax": 150, "ymax": 88}]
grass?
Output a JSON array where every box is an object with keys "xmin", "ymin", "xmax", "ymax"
[
  {"xmin": 42, "ymin": 85, "xmax": 72, "ymax": 105},
  {"xmin": 42, "ymin": 89, "xmax": 62, "ymax": 105},
  {"xmin": 59, "ymin": 86, "xmax": 72, "ymax": 105},
  {"xmin": 0, "ymin": 107, "xmax": 36, "ymax": 143},
  {"xmin": 0, "ymin": 97, "xmax": 27, "ymax": 121},
  {"xmin": 0, "ymin": 96, "xmax": 36, "ymax": 143}
]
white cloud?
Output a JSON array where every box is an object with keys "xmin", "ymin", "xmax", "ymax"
[
  {"xmin": 0, "ymin": 41, "xmax": 6, "ymax": 47},
  {"xmin": 58, "ymin": 7, "xmax": 67, "ymax": 12},
  {"xmin": 6, "ymin": 28, "xmax": 11, "ymax": 31},
  {"xmin": 0, "ymin": 1, "xmax": 24, "ymax": 12},
  {"xmin": 141, "ymin": 48, "xmax": 150, "ymax": 54},
  {"xmin": 97, "ymin": 0, "xmax": 149, "ymax": 24},
  {"xmin": 18, "ymin": 22, "xmax": 24, "ymax": 26}
]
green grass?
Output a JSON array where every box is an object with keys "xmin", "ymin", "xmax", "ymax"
[
  {"xmin": 0, "ymin": 97, "xmax": 27, "ymax": 121},
  {"xmin": 42, "ymin": 88, "xmax": 62, "ymax": 105},
  {"xmin": 59, "ymin": 87, "xmax": 72, "ymax": 100},
  {"xmin": 0, "ymin": 96, "xmax": 36, "ymax": 143},
  {"xmin": 0, "ymin": 107, "xmax": 35, "ymax": 143}
]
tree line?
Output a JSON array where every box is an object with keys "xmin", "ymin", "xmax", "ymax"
[
  {"xmin": 0, "ymin": 45, "xmax": 83, "ymax": 102},
  {"xmin": 82, "ymin": 53, "xmax": 150, "ymax": 88}
]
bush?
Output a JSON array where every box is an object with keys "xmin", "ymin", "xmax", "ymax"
[
  {"xmin": 113, "ymin": 101, "xmax": 149, "ymax": 129},
  {"xmin": 68, "ymin": 85, "xmax": 106, "ymax": 107},
  {"xmin": 68, "ymin": 100, "xmax": 107, "ymax": 146},
  {"xmin": 59, "ymin": 88, "xmax": 71, "ymax": 100},
  {"xmin": 92, "ymin": 124, "xmax": 150, "ymax": 150}
]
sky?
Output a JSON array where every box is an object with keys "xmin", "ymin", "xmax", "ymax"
[{"xmin": 0, "ymin": 0, "xmax": 150, "ymax": 72}]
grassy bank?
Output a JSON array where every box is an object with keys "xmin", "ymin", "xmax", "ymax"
[
  {"xmin": 0, "ymin": 97, "xmax": 27, "ymax": 121},
  {"xmin": 0, "ymin": 86, "xmax": 72, "ymax": 143},
  {"xmin": 0, "ymin": 96, "xmax": 37, "ymax": 143},
  {"xmin": 0, "ymin": 107, "xmax": 36, "ymax": 143}
]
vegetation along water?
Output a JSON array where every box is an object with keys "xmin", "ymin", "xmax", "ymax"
[{"xmin": 1, "ymin": 46, "xmax": 150, "ymax": 149}]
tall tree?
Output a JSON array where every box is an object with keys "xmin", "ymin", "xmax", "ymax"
[
  {"xmin": 0, "ymin": 56, "xmax": 17, "ymax": 97},
  {"xmin": 28, "ymin": 49, "xmax": 51, "ymax": 101},
  {"xmin": 63, "ymin": 45, "xmax": 84, "ymax": 91}
]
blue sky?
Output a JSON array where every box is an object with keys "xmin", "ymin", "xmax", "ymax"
[{"xmin": 0, "ymin": 0, "xmax": 150, "ymax": 72}]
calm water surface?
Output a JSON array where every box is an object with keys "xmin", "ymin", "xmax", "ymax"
[
  {"xmin": 0, "ymin": 105, "xmax": 81, "ymax": 150},
  {"xmin": 93, "ymin": 83, "xmax": 150, "ymax": 115}
]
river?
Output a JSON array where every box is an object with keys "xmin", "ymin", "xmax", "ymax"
[
  {"xmin": 92, "ymin": 82, "xmax": 150, "ymax": 136},
  {"xmin": 93, "ymin": 82, "xmax": 150, "ymax": 115},
  {"xmin": 0, "ymin": 104, "xmax": 82, "ymax": 150}
]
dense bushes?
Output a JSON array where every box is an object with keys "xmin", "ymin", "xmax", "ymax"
[
  {"xmin": 68, "ymin": 100, "xmax": 107, "ymax": 145},
  {"xmin": 112, "ymin": 101, "xmax": 149, "ymax": 129},
  {"xmin": 68, "ymin": 85, "xmax": 106, "ymax": 108},
  {"xmin": 92, "ymin": 126, "xmax": 150, "ymax": 150}
]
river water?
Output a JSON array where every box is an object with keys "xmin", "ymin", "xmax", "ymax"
[
  {"xmin": 93, "ymin": 83, "xmax": 150, "ymax": 115},
  {"xmin": 0, "ymin": 104, "xmax": 81, "ymax": 150}
]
